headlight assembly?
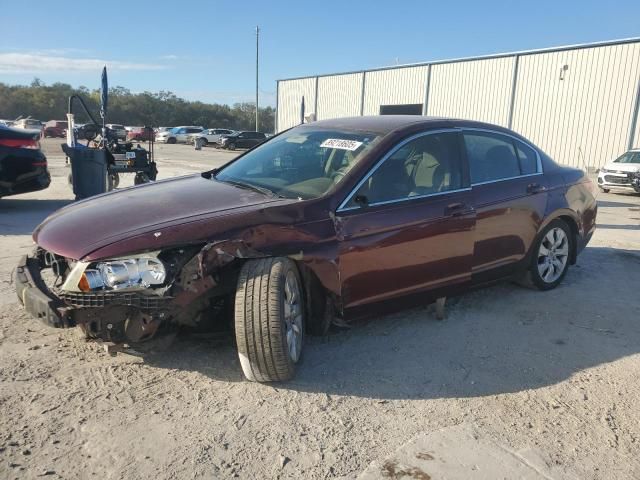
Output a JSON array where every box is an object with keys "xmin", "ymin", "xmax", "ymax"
[{"xmin": 77, "ymin": 256, "xmax": 166, "ymax": 292}]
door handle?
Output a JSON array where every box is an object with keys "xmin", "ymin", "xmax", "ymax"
[
  {"xmin": 444, "ymin": 202, "xmax": 471, "ymax": 217},
  {"xmin": 527, "ymin": 183, "xmax": 546, "ymax": 194}
]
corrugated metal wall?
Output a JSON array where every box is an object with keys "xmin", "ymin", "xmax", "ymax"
[
  {"xmin": 512, "ymin": 42, "xmax": 640, "ymax": 168},
  {"xmin": 276, "ymin": 77, "xmax": 317, "ymax": 132},
  {"xmin": 362, "ymin": 66, "xmax": 428, "ymax": 115},
  {"xmin": 276, "ymin": 39, "xmax": 640, "ymax": 168},
  {"xmin": 427, "ymin": 57, "xmax": 514, "ymax": 126},
  {"xmin": 316, "ymin": 73, "xmax": 363, "ymax": 120}
]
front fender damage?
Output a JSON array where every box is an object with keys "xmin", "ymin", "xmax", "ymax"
[{"xmin": 49, "ymin": 234, "xmax": 340, "ymax": 345}]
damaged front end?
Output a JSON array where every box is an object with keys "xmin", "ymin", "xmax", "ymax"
[{"xmin": 15, "ymin": 243, "xmax": 246, "ymax": 345}]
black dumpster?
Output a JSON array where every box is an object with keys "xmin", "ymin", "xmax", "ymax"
[{"xmin": 62, "ymin": 144, "xmax": 109, "ymax": 200}]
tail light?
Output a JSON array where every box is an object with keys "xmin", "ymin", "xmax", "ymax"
[{"xmin": 0, "ymin": 137, "xmax": 40, "ymax": 149}]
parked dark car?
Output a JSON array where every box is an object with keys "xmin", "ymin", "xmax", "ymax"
[
  {"xmin": 0, "ymin": 124, "xmax": 50, "ymax": 197},
  {"xmin": 219, "ymin": 131, "xmax": 267, "ymax": 150},
  {"xmin": 15, "ymin": 116, "xmax": 597, "ymax": 382},
  {"xmin": 43, "ymin": 120, "xmax": 68, "ymax": 138},
  {"xmin": 106, "ymin": 124, "xmax": 127, "ymax": 141}
]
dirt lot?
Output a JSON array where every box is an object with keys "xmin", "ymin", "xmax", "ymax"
[{"xmin": 1, "ymin": 138, "xmax": 639, "ymax": 479}]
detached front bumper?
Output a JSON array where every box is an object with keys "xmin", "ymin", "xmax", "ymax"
[
  {"xmin": 15, "ymin": 254, "xmax": 73, "ymax": 328},
  {"xmin": 16, "ymin": 251, "xmax": 178, "ymax": 343}
]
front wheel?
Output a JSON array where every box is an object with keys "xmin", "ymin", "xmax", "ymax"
[
  {"xmin": 529, "ymin": 219, "xmax": 572, "ymax": 290},
  {"xmin": 227, "ymin": 142, "xmax": 236, "ymax": 151},
  {"xmin": 234, "ymin": 258, "xmax": 305, "ymax": 382}
]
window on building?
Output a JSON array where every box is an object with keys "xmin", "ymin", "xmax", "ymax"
[{"xmin": 379, "ymin": 104, "xmax": 423, "ymax": 115}]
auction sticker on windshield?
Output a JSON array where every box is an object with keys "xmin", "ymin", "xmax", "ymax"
[{"xmin": 320, "ymin": 138, "xmax": 363, "ymax": 151}]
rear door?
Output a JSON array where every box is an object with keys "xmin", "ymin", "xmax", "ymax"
[
  {"xmin": 336, "ymin": 129, "xmax": 476, "ymax": 308},
  {"xmin": 462, "ymin": 129, "xmax": 547, "ymax": 281}
]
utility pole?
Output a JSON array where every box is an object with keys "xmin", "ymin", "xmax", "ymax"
[{"xmin": 255, "ymin": 25, "xmax": 259, "ymax": 132}]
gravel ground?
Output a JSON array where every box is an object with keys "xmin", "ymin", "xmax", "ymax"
[{"xmin": 1, "ymin": 138, "xmax": 639, "ymax": 479}]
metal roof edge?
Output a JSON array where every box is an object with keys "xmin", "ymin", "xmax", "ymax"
[{"xmin": 277, "ymin": 37, "xmax": 640, "ymax": 83}]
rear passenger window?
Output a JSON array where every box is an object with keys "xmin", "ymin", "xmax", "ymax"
[
  {"xmin": 463, "ymin": 132, "xmax": 521, "ymax": 184},
  {"xmin": 515, "ymin": 141, "xmax": 538, "ymax": 175}
]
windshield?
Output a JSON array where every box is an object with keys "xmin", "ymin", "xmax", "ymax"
[
  {"xmin": 215, "ymin": 127, "xmax": 381, "ymax": 200},
  {"xmin": 613, "ymin": 151, "xmax": 640, "ymax": 164}
]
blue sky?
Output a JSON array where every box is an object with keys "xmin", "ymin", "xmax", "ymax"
[{"xmin": 1, "ymin": 0, "xmax": 639, "ymax": 106}]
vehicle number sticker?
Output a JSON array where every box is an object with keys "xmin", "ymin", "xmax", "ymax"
[
  {"xmin": 320, "ymin": 138, "xmax": 363, "ymax": 151},
  {"xmin": 125, "ymin": 152, "xmax": 136, "ymax": 159}
]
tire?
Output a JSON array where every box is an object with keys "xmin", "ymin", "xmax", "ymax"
[
  {"xmin": 599, "ymin": 187, "xmax": 610, "ymax": 193},
  {"xmin": 107, "ymin": 172, "xmax": 120, "ymax": 190},
  {"xmin": 228, "ymin": 142, "xmax": 236, "ymax": 151},
  {"xmin": 167, "ymin": 137, "xmax": 177, "ymax": 144},
  {"xmin": 200, "ymin": 138, "xmax": 208, "ymax": 146},
  {"xmin": 234, "ymin": 258, "xmax": 305, "ymax": 382},
  {"xmin": 134, "ymin": 173, "xmax": 151, "ymax": 185},
  {"xmin": 528, "ymin": 219, "xmax": 573, "ymax": 291}
]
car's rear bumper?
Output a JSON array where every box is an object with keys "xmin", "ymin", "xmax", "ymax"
[
  {"xmin": 0, "ymin": 169, "xmax": 50, "ymax": 197},
  {"xmin": 15, "ymin": 254, "xmax": 73, "ymax": 328}
]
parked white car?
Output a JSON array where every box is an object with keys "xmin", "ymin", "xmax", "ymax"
[
  {"xmin": 188, "ymin": 128, "xmax": 236, "ymax": 146},
  {"xmin": 156, "ymin": 126, "xmax": 204, "ymax": 144},
  {"xmin": 597, "ymin": 149, "xmax": 640, "ymax": 193},
  {"xmin": 14, "ymin": 118, "xmax": 43, "ymax": 133}
]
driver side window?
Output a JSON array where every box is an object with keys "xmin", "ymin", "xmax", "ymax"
[{"xmin": 347, "ymin": 131, "xmax": 464, "ymax": 207}]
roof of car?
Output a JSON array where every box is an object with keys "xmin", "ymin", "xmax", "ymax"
[{"xmin": 303, "ymin": 115, "xmax": 505, "ymax": 135}]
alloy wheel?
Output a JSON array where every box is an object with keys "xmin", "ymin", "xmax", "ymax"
[
  {"xmin": 283, "ymin": 270, "xmax": 303, "ymax": 362},
  {"xmin": 537, "ymin": 227, "xmax": 569, "ymax": 283}
]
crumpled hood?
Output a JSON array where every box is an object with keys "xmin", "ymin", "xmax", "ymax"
[
  {"xmin": 604, "ymin": 162, "xmax": 640, "ymax": 173},
  {"xmin": 34, "ymin": 174, "xmax": 288, "ymax": 260}
]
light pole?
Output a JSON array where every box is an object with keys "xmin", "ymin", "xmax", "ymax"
[{"xmin": 255, "ymin": 25, "xmax": 259, "ymax": 132}]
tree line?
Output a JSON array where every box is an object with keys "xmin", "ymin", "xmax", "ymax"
[{"xmin": 0, "ymin": 79, "xmax": 275, "ymax": 132}]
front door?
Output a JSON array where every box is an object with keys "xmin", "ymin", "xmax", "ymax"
[{"xmin": 335, "ymin": 130, "xmax": 476, "ymax": 309}]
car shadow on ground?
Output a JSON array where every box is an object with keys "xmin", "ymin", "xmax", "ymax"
[
  {"xmin": 597, "ymin": 224, "xmax": 640, "ymax": 230},
  {"xmin": 0, "ymin": 199, "xmax": 72, "ymax": 235},
  {"xmin": 597, "ymin": 200, "xmax": 639, "ymax": 208},
  {"xmin": 144, "ymin": 245, "xmax": 640, "ymax": 400}
]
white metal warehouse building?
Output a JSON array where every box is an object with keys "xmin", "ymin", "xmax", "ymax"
[{"xmin": 275, "ymin": 38, "xmax": 640, "ymax": 170}]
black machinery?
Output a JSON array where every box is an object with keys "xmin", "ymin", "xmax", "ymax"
[{"xmin": 63, "ymin": 67, "xmax": 157, "ymax": 200}]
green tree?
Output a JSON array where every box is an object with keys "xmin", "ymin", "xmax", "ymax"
[{"xmin": 0, "ymin": 79, "xmax": 275, "ymax": 132}]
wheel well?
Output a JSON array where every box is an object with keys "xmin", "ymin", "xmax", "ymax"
[
  {"xmin": 294, "ymin": 261, "xmax": 333, "ymax": 336},
  {"xmin": 212, "ymin": 256, "xmax": 332, "ymax": 336},
  {"xmin": 557, "ymin": 215, "xmax": 579, "ymax": 264}
]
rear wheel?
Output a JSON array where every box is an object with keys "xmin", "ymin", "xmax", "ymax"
[
  {"xmin": 167, "ymin": 137, "xmax": 177, "ymax": 144},
  {"xmin": 234, "ymin": 258, "xmax": 305, "ymax": 382},
  {"xmin": 134, "ymin": 173, "xmax": 148, "ymax": 185},
  {"xmin": 107, "ymin": 172, "xmax": 120, "ymax": 190},
  {"xmin": 529, "ymin": 219, "xmax": 572, "ymax": 290}
]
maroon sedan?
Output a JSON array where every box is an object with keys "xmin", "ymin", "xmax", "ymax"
[
  {"xmin": 43, "ymin": 120, "xmax": 68, "ymax": 138},
  {"xmin": 15, "ymin": 116, "xmax": 597, "ymax": 382}
]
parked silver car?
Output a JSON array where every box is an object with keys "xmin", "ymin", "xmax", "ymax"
[
  {"xmin": 156, "ymin": 126, "xmax": 204, "ymax": 144},
  {"xmin": 188, "ymin": 128, "xmax": 236, "ymax": 146}
]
